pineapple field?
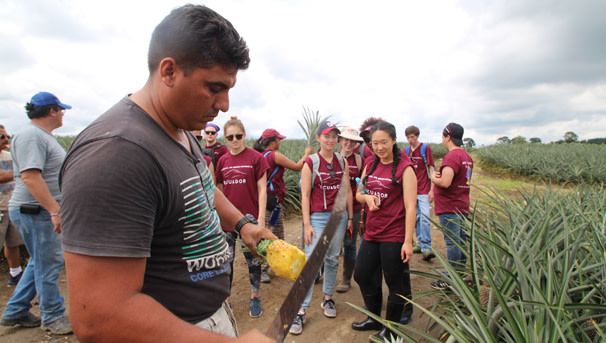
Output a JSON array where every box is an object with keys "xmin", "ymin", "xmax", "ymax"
[{"xmin": 1, "ymin": 136, "xmax": 604, "ymax": 342}]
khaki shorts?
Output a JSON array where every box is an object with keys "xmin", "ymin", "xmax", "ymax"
[
  {"xmin": 0, "ymin": 210, "xmax": 24, "ymax": 248},
  {"xmin": 194, "ymin": 301, "xmax": 238, "ymax": 338}
]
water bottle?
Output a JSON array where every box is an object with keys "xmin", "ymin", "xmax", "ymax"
[
  {"xmin": 268, "ymin": 203, "xmax": 281, "ymax": 227},
  {"xmin": 356, "ymin": 177, "xmax": 380, "ymax": 206},
  {"xmin": 355, "ymin": 177, "xmax": 367, "ymax": 194}
]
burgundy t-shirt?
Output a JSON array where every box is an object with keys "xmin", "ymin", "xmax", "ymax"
[
  {"xmin": 363, "ymin": 145, "xmax": 373, "ymax": 158},
  {"xmin": 216, "ymin": 148, "xmax": 269, "ymax": 230},
  {"xmin": 202, "ymin": 154, "xmax": 212, "ymax": 167},
  {"xmin": 305, "ymin": 153, "xmax": 345, "ymax": 213},
  {"xmin": 406, "ymin": 143, "xmax": 435, "ymax": 195},
  {"xmin": 262, "ymin": 150, "xmax": 286, "ymax": 203},
  {"xmin": 345, "ymin": 153, "xmax": 363, "ymax": 212},
  {"xmin": 364, "ymin": 158, "xmax": 414, "ymax": 243},
  {"xmin": 433, "ymin": 148, "xmax": 473, "ymax": 216}
]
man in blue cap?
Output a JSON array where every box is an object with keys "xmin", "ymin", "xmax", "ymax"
[{"xmin": 0, "ymin": 92, "xmax": 72, "ymax": 335}]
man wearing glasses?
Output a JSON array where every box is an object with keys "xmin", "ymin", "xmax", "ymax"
[
  {"xmin": 430, "ymin": 122, "xmax": 473, "ymax": 290},
  {"xmin": 1, "ymin": 92, "xmax": 72, "ymax": 334},
  {"xmin": 202, "ymin": 123, "xmax": 229, "ymax": 166},
  {"xmin": 59, "ymin": 5, "xmax": 276, "ymax": 342},
  {"xmin": 0, "ymin": 125, "xmax": 25, "ymax": 287}
]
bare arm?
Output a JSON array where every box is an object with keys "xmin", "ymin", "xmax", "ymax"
[
  {"xmin": 431, "ymin": 166, "xmax": 455, "ymax": 188},
  {"xmin": 0, "ymin": 170, "xmax": 13, "ymax": 183},
  {"xmin": 214, "ymin": 186, "xmax": 276, "ymax": 256},
  {"xmin": 300, "ymin": 163, "xmax": 315, "ymax": 246},
  {"xmin": 355, "ymin": 167, "xmax": 380, "ymax": 212},
  {"xmin": 256, "ymin": 172, "xmax": 267, "ymax": 228},
  {"xmin": 64, "ymin": 253, "xmax": 274, "ymax": 343},
  {"xmin": 21, "ymin": 169, "xmax": 61, "ymax": 233},
  {"xmin": 401, "ymin": 166, "xmax": 417, "ymax": 262},
  {"xmin": 274, "ymin": 147, "xmax": 313, "ymax": 171},
  {"xmin": 344, "ymin": 160, "xmax": 353, "ymax": 226}
]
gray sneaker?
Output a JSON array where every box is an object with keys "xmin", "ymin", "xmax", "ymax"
[
  {"xmin": 0, "ymin": 312, "xmax": 41, "ymax": 328},
  {"xmin": 321, "ymin": 298, "xmax": 337, "ymax": 318},
  {"xmin": 261, "ymin": 269, "xmax": 271, "ymax": 283},
  {"xmin": 289, "ymin": 312, "xmax": 306, "ymax": 335},
  {"xmin": 41, "ymin": 317, "xmax": 72, "ymax": 335}
]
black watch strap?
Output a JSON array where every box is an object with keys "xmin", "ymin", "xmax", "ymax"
[{"xmin": 234, "ymin": 214, "xmax": 258, "ymax": 235}]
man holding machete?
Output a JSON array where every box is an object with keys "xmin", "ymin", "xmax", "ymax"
[{"xmin": 59, "ymin": 5, "xmax": 276, "ymax": 342}]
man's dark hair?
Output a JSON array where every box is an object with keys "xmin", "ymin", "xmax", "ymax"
[
  {"xmin": 148, "ymin": 4, "xmax": 250, "ymax": 75},
  {"xmin": 405, "ymin": 125, "xmax": 420, "ymax": 137},
  {"xmin": 24, "ymin": 103, "xmax": 59, "ymax": 120}
]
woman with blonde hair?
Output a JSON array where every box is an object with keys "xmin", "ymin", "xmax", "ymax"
[{"xmin": 215, "ymin": 116, "xmax": 269, "ymax": 318}]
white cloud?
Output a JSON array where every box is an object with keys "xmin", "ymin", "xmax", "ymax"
[{"xmin": 1, "ymin": 0, "xmax": 604, "ymax": 146}]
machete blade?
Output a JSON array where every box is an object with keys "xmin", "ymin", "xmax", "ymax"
[{"xmin": 265, "ymin": 175, "xmax": 349, "ymax": 342}]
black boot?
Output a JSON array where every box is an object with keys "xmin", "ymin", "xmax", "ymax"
[
  {"xmin": 352, "ymin": 294, "xmax": 383, "ymax": 331},
  {"xmin": 370, "ymin": 302, "xmax": 403, "ymax": 343}
]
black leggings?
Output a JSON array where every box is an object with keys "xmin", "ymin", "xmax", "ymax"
[{"xmin": 354, "ymin": 240, "xmax": 412, "ymax": 305}]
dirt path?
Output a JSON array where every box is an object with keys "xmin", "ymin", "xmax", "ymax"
[{"xmin": 0, "ymin": 215, "xmax": 446, "ymax": 343}]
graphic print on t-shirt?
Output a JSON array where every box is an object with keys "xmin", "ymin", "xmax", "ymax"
[
  {"xmin": 366, "ymin": 176, "xmax": 392, "ymax": 202},
  {"xmin": 179, "ymin": 163, "xmax": 229, "ymax": 275}
]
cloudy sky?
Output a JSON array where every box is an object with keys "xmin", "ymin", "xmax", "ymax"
[{"xmin": 1, "ymin": 0, "xmax": 604, "ymax": 146}]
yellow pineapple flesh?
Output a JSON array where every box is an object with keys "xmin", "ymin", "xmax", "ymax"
[{"xmin": 265, "ymin": 239, "xmax": 306, "ymax": 280}]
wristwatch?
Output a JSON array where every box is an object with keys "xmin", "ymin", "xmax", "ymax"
[{"xmin": 234, "ymin": 214, "xmax": 258, "ymax": 235}]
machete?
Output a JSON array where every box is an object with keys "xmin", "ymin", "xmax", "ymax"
[{"xmin": 266, "ymin": 175, "xmax": 349, "ymax": 342}]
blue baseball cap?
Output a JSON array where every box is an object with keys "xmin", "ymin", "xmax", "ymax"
[{"xmin": 30, "ymin": 92, "xmax": 72, "ymax": 109}]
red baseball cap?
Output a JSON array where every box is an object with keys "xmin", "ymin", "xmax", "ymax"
[{"xmin": 261, "ymin": 128, "xmax": 286, "ymax": 141}]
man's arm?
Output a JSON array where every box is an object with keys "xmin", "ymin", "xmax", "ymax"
[
  {"xmin": 431, "ymin": 166, "xmax": 455, "ymax": 188},
  {"xmin": 0, "ymin": 170, "xmax": 13, "ymax": 183},
  {"xmin": 64, "ymin": 252, "xmax": 274, "ymax": 343},
  {"xmin": 20, "ymin": 169, "xmax": 61, "ymax": 232},
  {"xmin": 214, "ymin": 186, "xmax": 276, "ymax": 255}
]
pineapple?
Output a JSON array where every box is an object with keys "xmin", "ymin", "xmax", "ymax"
[{"xmin": 257, "ymin": 239, "xmax": 306, "ymax": 280}]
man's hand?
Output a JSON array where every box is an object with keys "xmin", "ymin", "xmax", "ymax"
[{"xmin": 239, "ymin": 224, "xmax": 278, "ymax": 259}]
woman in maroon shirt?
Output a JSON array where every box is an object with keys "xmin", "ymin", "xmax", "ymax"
[
  {"xmin": 351, "ymin": 121, "xmax": 417, "ymax": 343},
  {"xmin": 288, "ymin": 121, "xmax": 353, "ymax": 336},
  {"xmin": 215, "ymin": 116, "xmax": 269, "ymax": 319}
]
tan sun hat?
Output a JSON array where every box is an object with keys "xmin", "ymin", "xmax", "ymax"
[{"xmin": 339, "ymin": 126, "xmax": 364, "ymax": 142}]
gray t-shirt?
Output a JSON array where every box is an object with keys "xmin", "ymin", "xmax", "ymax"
[
  {"xmin": 9, "ymin": 124, "xmax": 65, "ymax": 210},
  {"xmin": 60, "ymin": 96, "xmax": 230, "ymax": 323}
]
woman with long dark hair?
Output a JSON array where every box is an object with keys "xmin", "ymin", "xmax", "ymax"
[{"xmin": 351, "ymin": 121, "xmax": 417, "ymax": 343}]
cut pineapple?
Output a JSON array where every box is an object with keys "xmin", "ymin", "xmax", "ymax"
[{"xmin": 265, "ymin": 239, "xmax": 306, "ymax": 280}]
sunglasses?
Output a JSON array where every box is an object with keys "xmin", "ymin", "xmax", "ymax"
[
  {"xmin": 205, "ymin": 131, "xmax": 217, "ymax": 135},
  {"xmin": 326, "ymin": 162, "xmax": 337, "ymax": 178},
  {"xmin": 443, "ymin": 125, "xmax": 451, "ymax": 137},
  {"xmin": 0, "ymin": 134, "xmax": 11, "ymax": 140},
  {"xmin": 225, "ymin": 134, "xmax": 243, "ymax": 141},
  {"xmin": 195, "ymin": 135, "xmax": 203, "ymax": 141}
]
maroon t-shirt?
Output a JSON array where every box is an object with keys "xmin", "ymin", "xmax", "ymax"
[
  {"xmin": 406, "ymin": 143, "xmax": 435, "ymax": 195},
  {"xmin": 305, "ymin": 153, "xmax": 345, "ymax": 213},
  {"xmin": 364, "ymin": 158, "xmax": 414, "ymax": 243},
  {"xmin": 216, "ymin": 148, "xmax": 269, "ymax": 230},
  {"xmin": 262, "ymin": 150, "xmax": 286, "ymax": 203},
  {"xmin": 434, "ymin": 148, "xmax": 473, "ymax": 216},
  {"xmin": 363, "ymin": 145, "xmax": 373, "ymax": 158},
  {"xmin": 344, "ymin": 153, "xmax": 363, "ymax": 212},
  {"xmin": 202, "ymin": 154, "xmax": 212, "ymax": 167}
]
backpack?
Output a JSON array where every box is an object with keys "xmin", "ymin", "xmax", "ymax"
[
  {"xmin": 358, "ymin": 144, "xmax": 365, "ymax": 158},
  {"xmin": 263, "ymin": 151, "xmax": 280, "ymax": 191},
  {"xmin": 406, "ymin": 143, "xmax": 434, "ymax": 179},
  {"xmin": 263, "ymin": 151, "xmax": 281, "ymax": 211},
  {"xmin": 203, "ymin": 143, "xmax": 224, "ymax": 166},
  {"xmin": 308, "ymin": 153, "xmax": 345, "ymax": 210}
]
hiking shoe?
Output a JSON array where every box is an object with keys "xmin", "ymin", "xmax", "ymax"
[
  {"xmin": 41, "ymin": 317, "xmax": 72, "ymax": 335},
  {"xmin": 249, "ymin": 297, "xmax": 262, "ymax": 318},
  {"xmin": 8, "ymin": 271, "xmax": 23, "ymax": 286},
  {"xmin": 289, "ymin": 312, "xmax": 306, "ymax": 335},
  {"xmin": 430, "ymin": 280, "xmax": 451, "ymax": 290},
  {"xmin": 422, "ymin": 249, "xmax": 436, "ymax": 261},
  {"xmin": 412, "ymin": 245, "xmax": 422, "ymax": 253},
  {"xmin": 0, "ymin": 312, "xmax": 41, "ymax": 328},
  {"xmin": 261, "ymin": 269, "xmax": 271, "ymax": 283},
  {"xmin": 321, "ymin": 298, "xmax": 337, "ymax": 318}
]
